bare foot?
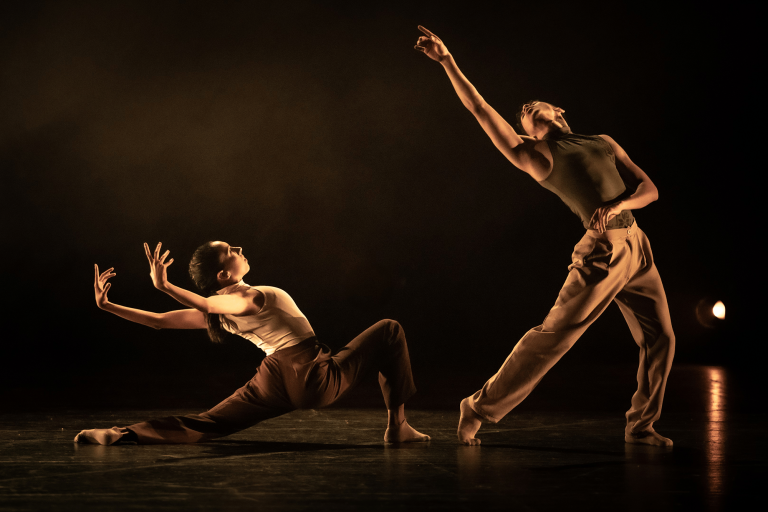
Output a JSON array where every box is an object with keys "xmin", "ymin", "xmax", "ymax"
[
  {"xmin": 73, "ymin": 427, "xmax": 124, "ymax": 446},
  {"xmin": 384, "ymin": 420, "xmax": 430, "ymax": 443},
  {"xmin": 458, "ymin": 397, "xmax": 482, "ymax": 446},
  {"xmin": 625, "ymin": 429, "xmax": 673, "ymax": 447}
]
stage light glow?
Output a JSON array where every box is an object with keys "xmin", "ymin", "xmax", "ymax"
[{"xmin": 696, "ymin": 298, "xmax": 727, "ymax": 328}]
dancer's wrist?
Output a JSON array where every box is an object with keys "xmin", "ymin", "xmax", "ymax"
[{"xmin": 440, "ymin": 53, "xmax": 455, "ymax": 67}]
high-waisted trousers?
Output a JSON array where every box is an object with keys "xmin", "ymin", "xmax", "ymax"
[
  {"xmin": 126, "ymin": 319, "xmax": 416, "ymax": 444},
  {"xmin": 469, "ymin": 221, "xmax": 675, "ymax": 435}
]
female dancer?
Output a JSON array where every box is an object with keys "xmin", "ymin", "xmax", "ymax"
[
  {"xmin": 414, "ymin": 26, "xmax": 674, "ymax": 446},
  {"xmin": 75, "ymin": 241, "xmax": 430, "ymax": 445}
]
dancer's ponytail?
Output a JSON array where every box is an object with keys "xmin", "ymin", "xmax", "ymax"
[{"xmin": 188, "ymin": 242, "xmax": 228, "ymax": 344}]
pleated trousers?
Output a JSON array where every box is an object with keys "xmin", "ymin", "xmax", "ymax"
[{"xmin": 469, "ymin": 221, "xmax": 675, "ymax": 435}]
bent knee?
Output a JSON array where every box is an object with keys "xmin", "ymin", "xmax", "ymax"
[
  {"xmin": 650, "ymin": 330, "xmax": 675, "ymax": 353},
  {"xmin": 376, "ymin": 319, "xmax": 402, "ymax": 331},
  {"xmin": 374, "ymin": 319, "xmax": 406, "ymax": 343}
]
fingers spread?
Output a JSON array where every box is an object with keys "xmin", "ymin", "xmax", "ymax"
[
  {"xmin": 167, "ymin": 258, "xmax": 174, "ymax": 266},
  {"xmin": 144, "ymin": 243, "xmax": 152, "ymax": 261}
]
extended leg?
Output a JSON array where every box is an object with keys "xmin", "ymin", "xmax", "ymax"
[
  {"xmin": 460, "ymin": 233, "xmax": 631, "ymax": 445},
  {"xmin": 75, "ymin": 358, "xmax": 294, "ymax": 445}
]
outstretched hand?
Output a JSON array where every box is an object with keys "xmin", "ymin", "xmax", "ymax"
[
  {"xmin": 94, "ymin": 264, "xmax": 115, "ymax": 309},
  {"xmin": 144, "ymin": 242, "xmax": 174, "ymax": 291},
  {"xmin": 590, "ymin": 203, "xmax": 623, "ymax": 233},
  {"xmin": 414, "ymin": 26, "xmax": 450, "ymax": 62}
]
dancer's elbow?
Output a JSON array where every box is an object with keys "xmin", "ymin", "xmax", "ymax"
[
  {"xmin": 149, "ymin": 312, "xmax": 172, "ymax": 330},
  {"xmin": 645, "ymin": 182, "xmax": 659, "ymax": 203},
  {"xmin": 466, "ymin": 96, "xmax": 487, "ymax": 116}
]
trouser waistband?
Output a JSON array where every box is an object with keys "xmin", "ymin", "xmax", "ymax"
[{"xmin": 585, "ymin": 219, "xmax": 638, "ymax": 242}]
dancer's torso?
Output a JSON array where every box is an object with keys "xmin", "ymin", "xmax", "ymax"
[
  {"xmin": 540, "ymin": 132, "xmax": 634, "ymax": 230},
  {"xmin": 217, "ymin": 282, "xmax": 316, "ymax": 355}
]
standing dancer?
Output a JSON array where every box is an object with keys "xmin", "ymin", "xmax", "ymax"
[
  {"xmin": 75, "ymin": 241, "xmax": 430, "ymax": 445},
  {"xmin": 414, "ymin": 26, "xmax": 674, "ymax": 446}
]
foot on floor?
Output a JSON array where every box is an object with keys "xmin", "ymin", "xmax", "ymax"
[
  {"xmin": 384, "ymin": 420, "xmax": 431, "ymax": 443},
  {"xmin": 74, "ymin": 427, "xmax": 124, "ymax": 446},
  {"xmin": 457, "ymin": 397, "xmax": 483, "ymax": 446},
  {"xmin": 625, "ymin": 429, "xmax": 673, "ymax": 447}
]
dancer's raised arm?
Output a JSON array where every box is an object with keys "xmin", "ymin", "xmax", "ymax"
[
  {"xmin": 414, "ymin": 26, "xmax": 550, "ymax": 180},
  {"xmin": 94, "ymin": 264, "xmax": 206, "ymax": 329},
  {"xmin": 144, "ymin": 242, "xmax": 260, "ymax": 316}
]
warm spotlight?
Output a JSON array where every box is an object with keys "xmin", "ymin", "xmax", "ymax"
[
  {"xmin": 696, "ymin": 298, "xmax": 727, "ymax": 329},
  {"xmin": 712, "ymin": 301, "xmax": 725, "ymax": 320}
]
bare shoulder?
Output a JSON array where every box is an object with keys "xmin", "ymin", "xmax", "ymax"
[
  {"xmin": 224, "ymin": 287, "xmax": 265, "ymax": 315},
  {"xmin": 509, "ymin": 137, "xmax": 552, "ymax": 181},
  {"xmin": 516, "ymin": 136, "xmax": 550, "ymax": 154}
]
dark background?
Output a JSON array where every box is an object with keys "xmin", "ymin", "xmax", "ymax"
[{"xmin": 1, "ymin": 1, "xmax": 760, "ymax": 410}]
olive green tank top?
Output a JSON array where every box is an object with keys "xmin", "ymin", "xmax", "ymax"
[{"xmin": 540, "ymin": 132, "xmax": 634, "ymax": 230}]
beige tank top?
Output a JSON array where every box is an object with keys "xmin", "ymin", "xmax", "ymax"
[{"xmin": 216, "ymin": 282, "xmax": 315, "ymax": 355}]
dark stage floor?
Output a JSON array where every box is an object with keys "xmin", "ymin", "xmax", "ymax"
[{"xmin": 1, "ymin": 365, "xmax": 765, "ymax": 511}]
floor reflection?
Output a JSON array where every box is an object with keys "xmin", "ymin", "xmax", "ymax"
[{"xmin": 707, "ymin": 366, "xmax": 727, "ymax": 507}]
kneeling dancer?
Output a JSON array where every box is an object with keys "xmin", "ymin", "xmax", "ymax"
[
  {"xmin": 415, "ymin": 26, "xmax": 674, "ymax": 447},
  {"xmin": 76, "ymin": 241, "xmax": 429, "ymax": 445}
]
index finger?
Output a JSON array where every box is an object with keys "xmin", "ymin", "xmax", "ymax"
[
  {"xmin": 144, "ymin": 242, "xmax": 152, "ymax": 262},
  {"xmin": 94, "ymin": 264, "xmax": 99, "ymax": 281},
  {"xmin": 418, "ymin": 25, "xmax": 436, "ymax": 37}
]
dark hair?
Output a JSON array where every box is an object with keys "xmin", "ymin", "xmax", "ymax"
[
  {"xmin": 515, "ymin": 99, "xmax": 541, "ymax": 135},
  {"xmin": 189, "ymin": 242, "xmax": 228, "ymax": 343}
]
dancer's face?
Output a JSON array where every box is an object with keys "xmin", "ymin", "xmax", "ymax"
[
  {"xmin": 211, "ymin": 241, "xmax": 250, "ymax": 285},
  {"xmin": 521, "ymin": 102, "xmax": 570, "ymax": 138}
]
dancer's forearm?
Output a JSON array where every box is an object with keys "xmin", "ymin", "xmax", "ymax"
[
  {"xmin": 439, "ymin": 55, "xmax": 526, "ymax": 157},
  {"xmin": 100, "ymin": 302, "xmax": 206, "ymax": 329},
  {"xmin": 159, "ymin": 282, "xmax": 210, "ymax": 312},
  {"xmin": 416, "ymin": 26, "xmax": 527, "ymax": 168},
  {"xmin": 440, "ymin": 55, "xmax": 485, "ymax": 113},
  {"xmin": 100, "ymin": 302, "xmax": 167, "ymax": 329},
  {"xmin": 617, "ymin": 180, "xmax": 659, "ymax": 211}
]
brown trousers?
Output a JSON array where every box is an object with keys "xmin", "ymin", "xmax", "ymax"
[
  {"xmin": 127, "ymin": 319, "xmax": 416, "ymax": 444},
  {"xmin": 469, "ymin": 221, "xmax": 675, "ymax": 435}
]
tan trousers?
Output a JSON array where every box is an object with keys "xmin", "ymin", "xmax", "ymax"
[{"xmin": 469, "ymin": 221, "xmax": 675, "ymax": 435}]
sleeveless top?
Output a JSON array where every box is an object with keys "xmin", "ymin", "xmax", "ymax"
[
  {"xmin": 540, "ymin": 132, "xmax": 634, "ymax": 230},
  {"xmin": 216, "ymin": 282, "xmax": 316, "ymax": 355}
]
